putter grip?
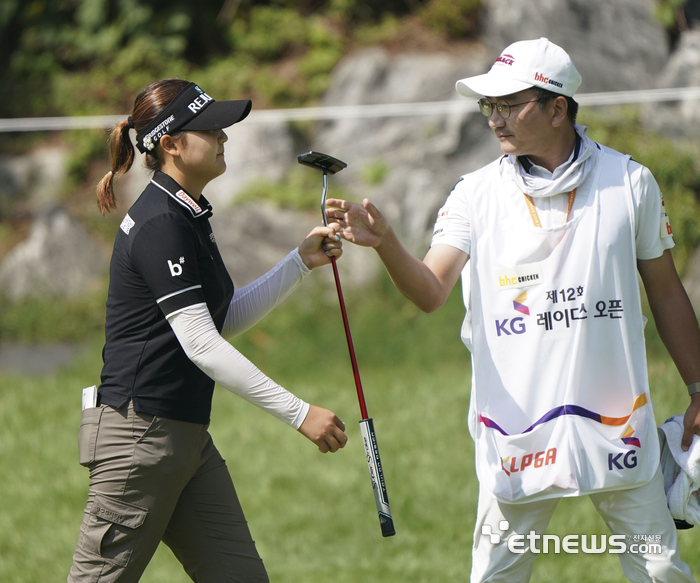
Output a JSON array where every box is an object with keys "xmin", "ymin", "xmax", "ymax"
[{"xmin": 359, "ymin": 418, "xmax": 396, "ymax": 537}]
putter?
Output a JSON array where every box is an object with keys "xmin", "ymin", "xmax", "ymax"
[{"xmin": 297, "ymin": 151, "xmax": 396, "ymax": 537}]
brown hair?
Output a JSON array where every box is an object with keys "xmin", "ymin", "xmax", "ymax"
[{"xmin": 96, "ymin": 78, "xmax": 190, "ymax": 215}]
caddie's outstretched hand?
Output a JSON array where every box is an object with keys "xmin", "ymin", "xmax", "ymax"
[
  {"xmin": 325, "ymin": 198, "xmax": 390, "ymax": 248},
  {"xmin": 681, "ymin": 394, "xmax": 700, "ymax": 451},
  {"xmin": 298, "ymin": 404, "xmax": 348, "ymax": 453}
]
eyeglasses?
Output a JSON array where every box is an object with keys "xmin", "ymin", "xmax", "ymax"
[{"xmin": 477, "ymin": 98, "xmax": 539, "ymax": 119}]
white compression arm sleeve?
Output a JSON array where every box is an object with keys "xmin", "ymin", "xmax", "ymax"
[
  {"xmin": 168, "ymin": 303, "xmax": 310, "ymax": 429},
  {"xmin": 223, "ymin": 248, "xmax": 311, "ymax": 337}
]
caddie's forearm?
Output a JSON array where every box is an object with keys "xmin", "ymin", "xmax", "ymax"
[
  {"xmin": 639, "ymin": 251, "xmax": 700, "ymax": 388},
  {"xmin": 649, "ymin": 287, "xmax": 700, "ymax": 386},
  {"xmin": 374, "ymin": 229, "xmax": 447, "ymax": 313}
]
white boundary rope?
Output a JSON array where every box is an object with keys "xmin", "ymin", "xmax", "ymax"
[{"xmin": 1, "ymin": 87, "xmax": 699, "ymax": 132}]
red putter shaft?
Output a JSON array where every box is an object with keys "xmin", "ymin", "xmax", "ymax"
[{"xmin": 328, "ymin": 255, "xmax": 369, "ymax": 420}]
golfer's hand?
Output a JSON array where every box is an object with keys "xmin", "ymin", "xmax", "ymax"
[
  {"xmin": 298, "ymin": 404, "xmax": 348, "ymax": 453},
  {"xmin": 681, "ymin": 393, "xmax": 700, "ymax": 451},
  {"xmin": 325, "ymin": 198, "xmax": 390, "ymax": 248},
  {"xmin": 298, "ymin": 224, "xmax": 343, "ymax": 269}
]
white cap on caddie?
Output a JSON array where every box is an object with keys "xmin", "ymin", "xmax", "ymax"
[{"xmin": 456, "ymin": 37, "xmax": 582, "ymax": 98}]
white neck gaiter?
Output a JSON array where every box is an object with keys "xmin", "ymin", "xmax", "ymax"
[{"xmin": 500, "ymin": 125, "xmax": 597, "ymax": 198}]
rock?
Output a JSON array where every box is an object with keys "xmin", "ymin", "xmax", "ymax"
[
  {"xmin": 0, "ymin": 147, "xmax": 68, "ymax": 215},
  {"xmin": 641, "ymin": 29, "xmax": 700, "ymax": 137},
  {"xmin": 207, "ymin": 120, "xmax": 299, "ymax": 209},
  {"xmin": 313, "ymin": 47, "xmax": 502, "ymax": 255},
  {"xmin": 0, "ymin": 205, "xmax": 107, "ymax": 302},
  {"xmin": 484, "ymin": 0, "xmax": 669, "ymax": 93},
  {"xmin": 211, "ymin": 201, "xmax": 319, "ymax": 287}
]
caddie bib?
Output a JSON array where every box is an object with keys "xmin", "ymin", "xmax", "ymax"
[{"xmin": 464, "ymin": 145, "xmax": 659, "ymax": 503}]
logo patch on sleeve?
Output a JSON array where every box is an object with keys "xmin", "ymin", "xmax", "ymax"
[
  {"xmin": 661, "ymin": 214, "xmax": 673, "ymax": 239},
  {"xmin": 120, "ymin": 213, "xmax": 135, "ymax": 235},
  {"xmin": 660, "ymin": 194, "xmax": 672, "ymax": 239},
  {"xmin": 433, "ymin": 207, "xmax": 450, "ymax": 238}
]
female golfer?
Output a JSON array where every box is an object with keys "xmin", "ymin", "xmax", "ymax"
[{"xmin": 68, "ymin": 78, "xmax": 347, "ymax": 582}]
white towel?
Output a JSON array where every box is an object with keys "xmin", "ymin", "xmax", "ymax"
[{"xmin": 658, "ymin": 415, "xmax": 700, "ymax": 526}]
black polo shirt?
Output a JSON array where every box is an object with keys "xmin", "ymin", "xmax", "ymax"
[{"xmin": 98, "ymin": 171, "xmax": 234, "ymax": 423}]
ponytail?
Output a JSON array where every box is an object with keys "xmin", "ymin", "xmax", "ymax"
[{"xmin": 96, "ymin": 119, "xmax": 134, "ymax": 215}]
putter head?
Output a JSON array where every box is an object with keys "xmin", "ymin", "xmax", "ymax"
[{"xmin": 297, "ymin": 151, "xmax": 347, "ymax": 175}]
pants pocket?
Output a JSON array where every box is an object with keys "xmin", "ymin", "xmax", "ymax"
[
  {"xmin": 77, "ymin": 494, "xmax": 148, "ymax": 568},
  {"xmin": 77, "ymin": 406, "xmax": 105, "ymax": 466},
  {"xmin": 132, "ymin": 409, "xmax": 157, "ymax": 443}
]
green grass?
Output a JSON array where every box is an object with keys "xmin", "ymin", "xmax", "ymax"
[
  {"xmin": 0, "ymin": 275, "xmax": 699, "ymax": 582},
  {"xmin": 0, "ymin": 287, "xmax": 107, "ymax": 342}
]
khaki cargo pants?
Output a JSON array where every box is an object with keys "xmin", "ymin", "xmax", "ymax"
[{"xmin": 68, "ymin": 401, "xmax": 269, "ymax": 582}]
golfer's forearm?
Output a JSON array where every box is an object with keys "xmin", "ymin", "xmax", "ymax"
[
  {"xmin": 222, "ymin": 249, "xmax": 310, "ymax": 337},
  {"xmin": 168, "ymin": 304, "xmax": 310, "ymax": 428},
  {"xmin": 374, "ymin": 230, "xmax": 448, "ymax": 312}
]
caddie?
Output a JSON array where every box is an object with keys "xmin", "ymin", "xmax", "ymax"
[{"xmin": 326, "ymin": 37, "xmax": 700, "ymax": 582}]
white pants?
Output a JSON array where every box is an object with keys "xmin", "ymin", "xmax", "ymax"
[{"xmin": 471, "ymin": 468, "xmax": 695, "ymax": 583}]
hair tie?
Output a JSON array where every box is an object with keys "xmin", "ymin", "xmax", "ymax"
[{"xmin": 127, "ymin": 116, "xmax": 134, "ymax": 129}]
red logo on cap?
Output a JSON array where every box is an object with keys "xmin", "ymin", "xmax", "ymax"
[{"xmin": 496, "ymin": 53, "xmax": 515, "ymax": 66}]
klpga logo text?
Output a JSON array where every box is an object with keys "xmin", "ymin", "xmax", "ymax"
[{"xmin": 501, "ymin": 447, "xmax": 557, "ymax": 476}]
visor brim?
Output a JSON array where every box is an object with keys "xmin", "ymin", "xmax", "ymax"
[
  {"xmin": 180, "ymin": 99, "xmax": 252, "ymax": 131},
  {"xmin": 456, "ymin": 74, "xmax": 533, "ymax": 98}
]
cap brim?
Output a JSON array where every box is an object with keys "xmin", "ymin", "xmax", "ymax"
[
  {"xmin": 180, "ymin": 99, "xmax": 252, "ymax": 131},
  {"xmin": 456, "ymin": 74, "xmax": 533, "ymax": 98}
]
